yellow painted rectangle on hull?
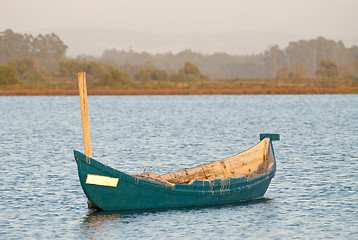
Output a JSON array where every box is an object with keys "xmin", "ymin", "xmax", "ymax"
[{"xmin": 86, "ymin": 174, "xmax": 119, "ymax": 187}]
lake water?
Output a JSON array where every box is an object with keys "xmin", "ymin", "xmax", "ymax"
[{"xmin": 1, "ymin": 95, "xmax": 357, "ymax": 239}]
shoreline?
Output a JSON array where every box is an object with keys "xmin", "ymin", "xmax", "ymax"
[{"xmin": 1, "ymin": 87, "xmax": 358, "ymax": 96}]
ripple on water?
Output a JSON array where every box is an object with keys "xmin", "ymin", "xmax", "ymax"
[{"xmin": 1, "ymin": 95, "xmax": 357, "ymax": 239}]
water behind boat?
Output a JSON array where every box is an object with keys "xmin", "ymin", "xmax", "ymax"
[{"xmin": 1, "ymin": 95, "xmax": 357, "ymax": 239}]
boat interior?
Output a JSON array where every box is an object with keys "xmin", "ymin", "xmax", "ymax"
[{"xmin": 133, "ymin": 138, "xmax": 275, "ymax": 186}]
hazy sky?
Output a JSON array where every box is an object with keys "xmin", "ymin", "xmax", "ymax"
[{"xmin": 2, "ymin": 0, "xmax": 358, "ymax": 56}]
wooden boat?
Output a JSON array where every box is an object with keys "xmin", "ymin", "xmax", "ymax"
[{"xmin": 74, "ymin": 72, "xmax": 279, "ymax": 211}]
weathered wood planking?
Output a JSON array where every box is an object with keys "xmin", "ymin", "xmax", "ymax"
[
  {"xmin": 78, "ymin": 72, "xmax": 92, "ymax": 158},
  {"xmin": 145, "ymin": 138, "xmax": 273, "ymax": 184}
]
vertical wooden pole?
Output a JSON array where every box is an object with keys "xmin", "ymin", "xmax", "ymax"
[{"xmin": 78, "ymin": 72, "xmax": 92, "ymax": 158}]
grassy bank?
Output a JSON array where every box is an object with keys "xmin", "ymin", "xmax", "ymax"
[{"xmin": 1, "ymin": 79, "xmax": 357, "ymax": 95}]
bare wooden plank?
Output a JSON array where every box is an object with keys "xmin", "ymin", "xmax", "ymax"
[
  {"xmin": 78, "ymin": 72, "xmax": 92, "ymax": 158},
  {"xmin": 160, "ymin": 138, "xmax": 272, "ymax": 183}
]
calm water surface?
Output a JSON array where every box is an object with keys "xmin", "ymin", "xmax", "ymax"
[{"xmin": 1, "ymin": 95, "xmax": 357, "ymax": 239}]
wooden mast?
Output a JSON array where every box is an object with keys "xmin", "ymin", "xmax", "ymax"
[{"xmin": 78, "ymin": 72, "xmax": 92, "ymax": 158}]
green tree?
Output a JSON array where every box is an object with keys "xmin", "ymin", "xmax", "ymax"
[
  {"xmin": 0, "ymin": 29, "xmax": 67, "ymax": 71},
  {"xmin": 58, "ymin": 59, "xmax": 83, "ymax": 77},
  {"xmin": 292, "ymin": 64, "xmax": 308, "ymax": 79},
  {"xmin": 134, "ymin": 68, "xmax": 168, "ymax": 81},
  {"xmin": 276, "ymin": 68, "xmax": 292, "ymax": 79},
  {"xmin": 31, "ymin": 33, "xmax": 68, "ymax": 71},
  {"xmin": 98, "ymin": 64, "xmax": 132, "ymax": 87},
  {"xmin": 181, "ymin": 61, "xmax": 200, "ymax": 75},
  {"xmin": 263, "ymin": 45, "xmax": 286, "ymax": 78},
  {"xmin": 58, "ymin": 59, "xmax": 103, "ymax": 83},
  {"xmin": 0, "ymin": 65, "xmax": 20, "ymax": 85},
  {"xmin": 8, "ymin": 56, "xmax": 47, "ymax": 82},
  {"xmin": 314, "ymin": 59, "xmax": 339, "ymax": 79},
  {"xmin": 0, "ymin": 29, "xmax": 31, "ymax": 64},
  {"xmin": 171, "ymin": 61, "xmax": 209, "ymax": 82},
  {"xmin": 351, "ymin": 60, "xmax": 358, "ymax": 79}
]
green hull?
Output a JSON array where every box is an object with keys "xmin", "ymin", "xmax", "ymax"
[{"xmin": 74, "ymin": 137, "xmax": 277, "ymax": 211}]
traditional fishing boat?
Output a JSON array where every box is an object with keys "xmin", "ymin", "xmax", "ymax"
[{"xmin": 75, "ymin": 72, "xmax": 279, "ymax": 211}]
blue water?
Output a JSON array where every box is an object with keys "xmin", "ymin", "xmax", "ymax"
[{"xmin": 1, "ymin": 95, "xmax": 357, "ymax": 239}]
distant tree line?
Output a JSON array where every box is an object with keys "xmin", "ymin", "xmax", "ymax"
[
  {"xmin": 101, "ymin": 37, "xmax": 358, "ymax": 79},
  {"xmin": 100, "ymin": 49, "xmax": 265, "ymax": 79},
  {"xmin": 263, "ymin": 37, "xmax": 358, "ymax": 79},
  {"xmin": 0, "ymin": 29, "xmax": 357, "ymax": 87},
  {"xmin": 57, "ymin": 59, "xmax": 208, "ymax": 87}
]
